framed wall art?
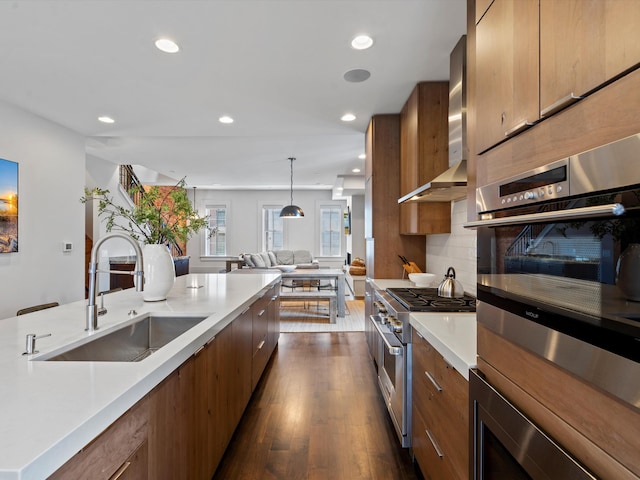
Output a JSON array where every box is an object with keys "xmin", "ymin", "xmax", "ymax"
[{"xmin": 0, "ymin": 158, "xmax": 18, "ymax": 253}]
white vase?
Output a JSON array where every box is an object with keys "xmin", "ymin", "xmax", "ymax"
[
  {"xmin": 141, "ymin": 244, "xmax": 175, "ymax": 301},
  {"xmin": 616, "ymin": 243, "xmax": 640, "ymax": 302}
]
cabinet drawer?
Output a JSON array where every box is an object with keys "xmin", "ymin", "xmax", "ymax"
[
  {"xmin": 49, "ymin": 400, "xmax": 148, "ymax": 479},
  {"xmin": 412, "ymin": 329, "xmax": 469, "ymax": 480},
  {"xmin": 412, "ymin": 405, "xmax": 446, "ymax": 480}
]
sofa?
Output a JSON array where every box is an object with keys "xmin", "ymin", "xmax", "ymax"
[{"xmin": 241, "ymin": 249, "xmax": 319, "ymax": 269}]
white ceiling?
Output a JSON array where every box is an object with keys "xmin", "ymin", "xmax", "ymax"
[{"xmin": 0, "ymin": 0, "xmax": 466, "ymax": 191}]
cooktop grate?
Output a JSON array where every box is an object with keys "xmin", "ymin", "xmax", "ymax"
[{"xmin": 386, "ymin": 287, "xmax": 476, "ymax": 312}]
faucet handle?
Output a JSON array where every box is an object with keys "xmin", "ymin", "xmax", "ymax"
[
  {"xmin": 23, "ymin": 333, "xmax": 52, "ymax": 355},
  {"xmin": 97, "ymin": 291, "xmax": 107, "ymax": 316}
]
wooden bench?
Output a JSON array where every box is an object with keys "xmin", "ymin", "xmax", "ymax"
[{"xmin": 279, "ymin": 290, "xmax": 337, "ymax": 324}]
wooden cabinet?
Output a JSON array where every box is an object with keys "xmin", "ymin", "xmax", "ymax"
[
  {"xmin": 266, "ymin": 284, "xmax": 280, "ymax": 355},
  {"xmin": 475, "ymin": 0, "xmax": 539, "ymax": 154},
  {"xmin": 412, "ymin": 329, "xmax": 468, "ymax": 480},
  {"xmin": 539, "ymin": 0, "xmax": 640, "ymax": 117},
  {"xmin": 475, "ymin": 0, "xmax": 493, "ymax": 23},
  {"xmin": 399, "ymin": 82, "xmax": 451, "ymax": 235},
  {"xmin": 49, "ymin": 399, "xmax": 148, "ymax": 480},
  {"xmin": 252, "ymin": 295, "xmax": 270, "ymax": 390},
  {"xmin": 364, "ymin": 115, "xmax": 426, "ymax": 278},
  {"xmin": 147, "ymin": 357, "xmax": 198, "ymax": 480},
  {"xmin": 54, "ymin": 282, "xmax": 280, "ymax": 480},
  {"xmin": 232, "ymin": 306, "xmax": 254, "ymax": 420},
  {"xmin": 474, "ymin": 0, "xmax": 640, "ymax": 155}
]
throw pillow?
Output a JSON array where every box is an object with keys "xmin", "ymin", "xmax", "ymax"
[
  {"xmin": 251, "ymin": 254, "xmax": 266, "ymax": 268},
  {"xmin": 267, "ymin": 251, "xmax": 278, "ymax": 266},
  {"xmin": 260, "ymin": 252, "xmax": 271, "ymax": 267},
  {"xmin": 275, "ymin": 250, "xmax": 294, "ymax": 265},
  {"xmin": 293, "ymin": 250, "xmax": 312, "ymax": 264}
]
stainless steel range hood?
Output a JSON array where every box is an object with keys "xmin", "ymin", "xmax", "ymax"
[
  {"xmin": 398, "ymin": 159, "xmax": 467, "ymax": 203},
  {"xmin": 399, "ymin": 36, "xmax": 467, "ymax": 204}
]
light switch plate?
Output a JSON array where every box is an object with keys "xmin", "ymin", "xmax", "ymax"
[{"xmin": 63, "ymin": 241, "xmax": 73, "ymax": 252}]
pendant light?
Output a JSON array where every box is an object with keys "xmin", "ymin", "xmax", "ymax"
[{"xmin": 280, "ymin": 157, "xmax": 304, "ymax": 218}]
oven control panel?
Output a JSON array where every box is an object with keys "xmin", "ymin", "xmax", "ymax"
[{"xmin": 476, "ymin": 158, "xmax": 570, "ymax": 213}]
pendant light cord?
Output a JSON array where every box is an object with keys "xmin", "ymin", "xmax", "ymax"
[{"xmin": 288, "ymin": 157, "xmax": 295, "ymax": 204}]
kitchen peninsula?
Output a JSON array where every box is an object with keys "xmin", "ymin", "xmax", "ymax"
[{"xmin": 0, "ymin": 272, "xmax": 281, "ymax": 480}]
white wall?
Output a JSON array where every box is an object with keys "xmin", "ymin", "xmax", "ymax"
[
  {"xmin": 0, "ymin": 101, "xmax": 85, "ymax": 319},
  {"xmin": 188, "ymin": 189, "xmax": 347, "ymax": 273},
  {"xmin": 425, "ymin": 199, "xmax": 477, "ymax": 296}
]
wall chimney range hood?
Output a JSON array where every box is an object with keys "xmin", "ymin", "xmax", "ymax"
[
  {"xmin": 399, "ymin": 35, "xmax": 467, "ymax": 204},
  {"xmin": 398, "ymin": 159, "xmax": 467, "ymax": 203}
]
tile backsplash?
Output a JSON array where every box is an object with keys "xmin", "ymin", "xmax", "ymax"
[{"xmin": 425, "ymin": 199, "xmax": 477, "ymax": 296}]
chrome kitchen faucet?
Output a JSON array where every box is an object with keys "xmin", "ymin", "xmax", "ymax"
[{"xmin": 86, "ymin": 233, "xmax": 144, "ymax": 332}]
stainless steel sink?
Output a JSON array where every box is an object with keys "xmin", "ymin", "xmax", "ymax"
[{"xmin": 39, "ymin": 314, "xmax": 209, "ymax": 362}]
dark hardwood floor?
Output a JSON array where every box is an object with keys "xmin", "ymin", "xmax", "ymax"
[{"xmin": 213, "ymin": 332, "xmax": 420, "ymax": 480}]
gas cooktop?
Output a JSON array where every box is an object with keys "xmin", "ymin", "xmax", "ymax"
[{"xmin": 386, "ymin": 287, "xmax": 476, "ymax": 312}]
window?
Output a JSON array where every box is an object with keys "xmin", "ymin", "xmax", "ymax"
[
  {"xmin": 320, "ymin": 206, "xmax": 342, "ymax": 256},
  {"xmin": 205, "ymin": 205, "xmax": 227, "ymax": 256},
  {"xmin": 262, "ymin": 206, "xmax": 283, "ymax": 251}
]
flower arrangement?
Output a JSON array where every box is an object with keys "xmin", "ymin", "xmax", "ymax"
[{"xmin": 81, "ymin": 178, "xmax": 208, "ymax": 251}]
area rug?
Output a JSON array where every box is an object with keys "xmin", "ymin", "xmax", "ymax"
[{"xmin": 279, "ymin": 299, "xmax": 365, "ymax": 332}]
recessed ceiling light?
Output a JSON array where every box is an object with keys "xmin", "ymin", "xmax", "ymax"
[
  {"xmin": 352, "ymin": 168, "xmax": 361, "ymax": 173},
  {"xmin": 341, "ymin": 113, "xmax": 356, "ymax": 122},
  {"xmin": 358, "ymin": 153, "xmax": 366, "ymax": 159},
  {"xmin": 219, "ymin": 116, "xmax": 234, "ymax": 124},
  {"xmin": 343, "ymin": 69, "xmax": 371, "ymax": 83},
  {"xmin": 98, "ymin": 116, "xmax": 115, "ymax": 124},
  {"xmin": 351, "ymin": 35, "xmax": 374, "ymax": 50},
  {"xmin": 155, "ymin": 38, "xmax": 180, "ymax": 53}
]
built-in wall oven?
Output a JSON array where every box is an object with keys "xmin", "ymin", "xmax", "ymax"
[{"xmin": 467, "ymin": 133, "xmax": 640, "ymax": 478}]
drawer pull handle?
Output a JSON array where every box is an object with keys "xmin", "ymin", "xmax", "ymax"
[
  {"xmin": 258, "ymin": 309, "xmax": 266, "ymax": 317},
  {"xmin": 257, "ymin": 340, "xmax": 265, "ymax": 350},
  {"xmin": 424, "ymin": 370, "xmax": 443, "ymax": 392},
  {"xmin": 415, "ymin": 330, "xmax": 424, "ymax": 340},
  {"xmin": 194, "ymin": 345, "xmax": 205, "ymax": 357},
  {"xmin": 110, "ymin": 461, "xmax": 131, "ymax": 480},
  {"xmin": 425, "ymin": 429, "xmax": 444, "ymax": 458},
  {"xmin": 504, "ymin": 120, "xmax": 535, "ymax": 137},
  {"xmin": 540, "ymin": 92, "xmax": 583, "ymax": 117}
]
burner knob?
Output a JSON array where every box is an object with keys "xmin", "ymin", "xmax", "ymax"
[
  {"xmin": 387, "ymin": 314, "xmax": 396, "ymax": 323},
  {"xmin": 374, "ymin": 302, "xmax": 387, "ymax": 314}
]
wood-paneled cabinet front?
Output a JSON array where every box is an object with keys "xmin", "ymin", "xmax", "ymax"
[
  {"xmin": 412, "ymin": 329, "xmax": 468, "ymax": 480},
  {"xmin": 474, "ymin": 0, "xmax": 640, "ymax": 155},
  {"xmin": 364, "ymin": 115, "xmax": 426, "ymax": 277},
  {"xmin": 539, "ymin": 0, "xmax": 640, "ymax": 118},
  {"xmin": 49, "ymin": 400, "xmax": 148, "ymax": 480},
  {"xmin": 399, "ymin": 82, "xmax": 451, "ymax": 235},
  {"xmin": 475, "ymin": 0, "xmax": 539, "ymax": 154}
]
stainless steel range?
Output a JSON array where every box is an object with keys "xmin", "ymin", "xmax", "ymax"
[
  {"xmin": 369, "ymin": 287, "xmax": 476, "ymax": 448},
  {"xmin": 387, "ymin": 287, "xmax": 477, "ymax": 313}
]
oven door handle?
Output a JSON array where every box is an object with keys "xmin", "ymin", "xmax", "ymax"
[
  {"xmin": 369, "ymin": 315, "xmax": 404, "ymax": 356},
  {"xmin": 464, "ymin": 203, "xmax": 625, "ymax": 228}
]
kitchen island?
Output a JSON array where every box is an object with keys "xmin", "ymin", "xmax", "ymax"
[{"xmin": 0, "ymin": 272, "xmax": 280, "ymax": 480}]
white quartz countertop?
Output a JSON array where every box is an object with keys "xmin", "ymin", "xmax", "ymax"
[
  {"xmin": 0, "ymin": 272, "xmax": 280, "ymax": 480},
  {"xmin": 369, "ymin": 278, "xmax": 414, "ymax": 290},
  {"xmin": 410, "ymin": 312, "xmax": 477, "ymax": 380}
]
